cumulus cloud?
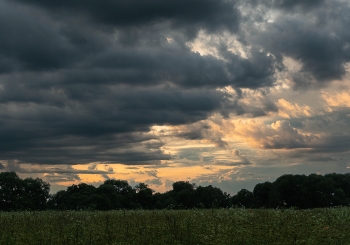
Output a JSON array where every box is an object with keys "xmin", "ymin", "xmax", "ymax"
[
  {"xmin": 322, "ymin": 91, "xmax": 350, "ymax": 108},
  {"xmin": 277, "ymin": 98, "xmax": 314, "ymax": 118},
  {"xmin": 232, "ymin": 119, "xmax": 316, "ymax": 149}
]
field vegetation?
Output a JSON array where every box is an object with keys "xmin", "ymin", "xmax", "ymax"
[{"xmin": 1, "ymin": 208, "xmax": 350, "ymax": 245}]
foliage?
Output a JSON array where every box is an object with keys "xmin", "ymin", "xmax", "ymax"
[
  {"xmin": 2, "ymin": 172, "xmax": 350, "ymax": 210},
  {"xmin": 0, "ymin": 172, "xmax": 50, "ymax": 211}
]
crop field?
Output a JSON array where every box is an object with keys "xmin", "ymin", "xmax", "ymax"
[{"xmin": 0, "ymin": 208, "xmax": 350, "ymax": 245}]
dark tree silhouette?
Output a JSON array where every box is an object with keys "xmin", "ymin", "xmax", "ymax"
[{"xmin": 2, "ymin": 171, "xmax": 350, "ymax": 211}]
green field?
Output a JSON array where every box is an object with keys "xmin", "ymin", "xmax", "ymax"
[{"xmin": 0, "ymin": 208, "xmax": 350, "ymax": 245}]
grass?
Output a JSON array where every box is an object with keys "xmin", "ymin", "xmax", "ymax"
[{"xmin": 0, "ymin": 208, "xmax": 350, "ymax": 245}]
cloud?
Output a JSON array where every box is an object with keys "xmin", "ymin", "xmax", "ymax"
[
  {"xmin": 0, "ymin": 0, "xmax": 350, "ymax": 195},
  {"xmin": 44, "ymin": 173, "xmax": 81, "ymax": 183},
  {"xmin": 302, "ymin": 112, "xmax": 350, "ymax": 133},
  {"xmin": 240, "ymin": 0, "xmax": 350, "ymax": 87},
  {"xmin": 13, "ymin": 0, "xmax": 241, "ymax": 36},
  {"xmin": 146, "ymin": 178, "xmax": 163, "ymax": 186},
  {"xmin": 277, "ymin": 98, "xmax": 314, "ymax": 118},
  {"xmin": 232, "ymin": 119, "xmax": 316, "ymax": 149},
  {"xmin": 258, "ymin": 0, "xmax": 325, "ymax": 10},
  {"xmin": 231, "ymin": 149, "xmax": 251, "ymax": 165},
  {"xmin": 1, "ymin": 161, "xmax": 114, "ymax": 175},
  {"xmin": 322, "ymin": 91, "xmax": 350, "ymax": 108},
  {"xmin": 231, "ymin": 117, "xmax": 350, "ymax": 155}
]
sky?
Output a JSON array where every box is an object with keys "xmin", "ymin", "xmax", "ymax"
[{"xmin": 1, "ymin": 0, "xmax": 350, "ymax": 194}]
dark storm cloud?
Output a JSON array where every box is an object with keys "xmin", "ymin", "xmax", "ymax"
[
  {"xmin": 0, "ymin": 1, "xmax": 107, "ymax": 72},
  {"xmin": 12, "ymin": 0, "xmax": 240, "ymax": 35},
  {"xmin": 2, "ymin": 161, "xmax": 114, "ymax": 175},
  {"xmin": 0, "ymin": 129, "xmax": 171, "ymax": 165},
  {"xmin": 240, "ymin": 0, "xmax": 350, "ymax": 87},
  {"xmin": 265, "ymin": 17, "xmax": 346, "ymax": 83},
  {"xmin": 0, "ymin": 85, "xmax": 231, "ymax": 164},
  {"xmin": 257, "ymin": 0, "xmax": 325, "ymax": 10},
  {"xmin": 65, "ymin": 48, "xmax": 277, "ymax": 89},
  {"xmin": 1, "ymin": 0, "xmax": 349, "ymax": 167}
]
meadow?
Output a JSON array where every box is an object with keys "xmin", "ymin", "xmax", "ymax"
[{"xmin": 0, "ymin": 208, "xmax": 350, "ymax": 245}]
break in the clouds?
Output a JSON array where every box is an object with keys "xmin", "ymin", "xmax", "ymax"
[{"xmin": 1, "ymin": 0, "xmax": 350, "ymax": 194}]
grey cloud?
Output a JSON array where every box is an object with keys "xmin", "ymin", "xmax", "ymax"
[
  {"xmin": 134, "ymin": 170, "xmax": 159, "ymax": 178},
  {"xmin": 263, "ymin": 121, "xmax": 314, "ymax": 149},
  {"xmin": 175, "ymin": 122, "xmax": 228, "ymax": 148},
  {"xmin": 45, "ymin": 173, "xmax": 81, "ymax": 183},
  {"xmin": 0, "ymin": 128, "xmax": 171, "ymax": 165},
  {"xmin": 0, "ymin": 0, "xmax": 277, "ymax": 89},
  {"xmin": 88, "ymin": 163, "xmax": 98, "ymax": 170},
  {"xmin": 125, "ymin": 167, "xmax": 140, "ymax": 170},
  {"xmin": 146, "ymin": 178, "xmax": 163, "ymax": 186},
  {"xmin": 13, "ymin": 0, "xmax": 240, "ymax": 36},
  {"xmin": 0, "ymin": 1, "xmax": 103, "ymax": 72},
  {"xmin": 307, "ymin": 133, "xmax": 350, "ymax": 153},
  {"xmin": 258, "ymin": 0, "xmax": 325, "ymax": 10},
  {"xmin": 231, "ymin": 149, "xmax": 251, "ymax": 165},
  {"xmin": 53, "ymin": 43, "xmax": 278, "ymax": 89},
  {"xmin": 145, "ymin": 170, "xmax": 158, "ymax": 178},
  {"xmin": 248, "ymin": 118, "xmax": 350, "ymax": 154},
  {"xmin": 304, "ymin": 155, "xmax": 336, "ymax": 162},
  {"xmin": 176, "ymin": 124, "xmax": 210, "ymax": 140},
  {"xmin": 1, "ymin": 161, "xmax": 114, "ymax": 175},
  {"xmin": 0, "ymin": 83, "xmax": 235, "ymax": 165},
  {"xmin": 302, "ymin": 111, "xmax": 350, "ymax": 134},
  {"xmin": 220, "ymin": 47, "xmax": 282, "ymax": 89},
  {"xmin": 1, "ymin": 0, "xmax": 348, "ymax": 168},
  {"xmin": 240, "ymin": 0, "xmax": 350, "ymax": 88}
]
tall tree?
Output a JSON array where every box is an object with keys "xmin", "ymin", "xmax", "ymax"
[
  {"xmin": 103, "ymin": 179, "xmax": 136, "ymax": 208},
  {"xmin": 0, "ymin": 172, "xmax": 50, "ymax": 211},
  {"xmin": 172, "ymin": 181, "xmax": 196, "ymax": 209},
  {"xmin": 22, "ymin": 177, "xmax": 50, "ymax": 210},
  {"xmin": 0, "ymin": 172, "xmax": 23, "ymax": 211},
  {"xmin": 253, "ymin": 181, "xmax": 272, "ymax": 208},
  {"xmin": 231, "ymin": 189, "xmax": 254, "ymax": 208},
  {"xmin": 135, "ymin": 183, "xmax": 153, "ymax": 209}
]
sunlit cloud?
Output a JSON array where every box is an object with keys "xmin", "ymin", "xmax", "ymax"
[
  {"xmin": 322, "ymin": 91, "xmax": 350, "ymax": 108},
  {"xmin": 277, "ymin": 98, "xmax": 314, "ymax": 118}
]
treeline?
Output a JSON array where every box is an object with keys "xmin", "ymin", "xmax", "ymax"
[{"xmin": 1, "ymin": 172, "xmax": 350, "ymax": 211}]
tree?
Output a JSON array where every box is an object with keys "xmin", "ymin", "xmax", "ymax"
[
  {"xmin": 134, "ymin": 183, "xmax": 153, "ymax": 209},
  {"xmin": 103, "ymin": 179, "xmax": 136, "ymax": 208},
  {"xmin": 49, "ymin": 183, "xmax": 97, "ymax": 210},
  {"xmin": 22, "ymin": 177, "xmax": 50, "ymax": 210},
  {"xmin": 253, "ymin": 181, "xmax": 272, "ymax": 208},
  {"xmin": 231, "ymin": 189, "xmax": 254, "ymax": 208},
  {"xmin": 96, "ymin": 184, "xmax": 122, "ymax": 209},
  {"xmin": 0, "ymin": 172, "xmax": 23, "ymax": 210},
  {"xmin": 0, "ymin": 172, "xmax": 50, "ymax": 211},
  {"xmin": 172, "ymin": 181, "xmax": 196, "ymax": 209},
  {"xmin": 269, "ymin": 174, "xmax": 307, "ymax": 208},
  {"xmin": 195, "ymin": 185, "xmax": 229, "ymax": 208}
]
